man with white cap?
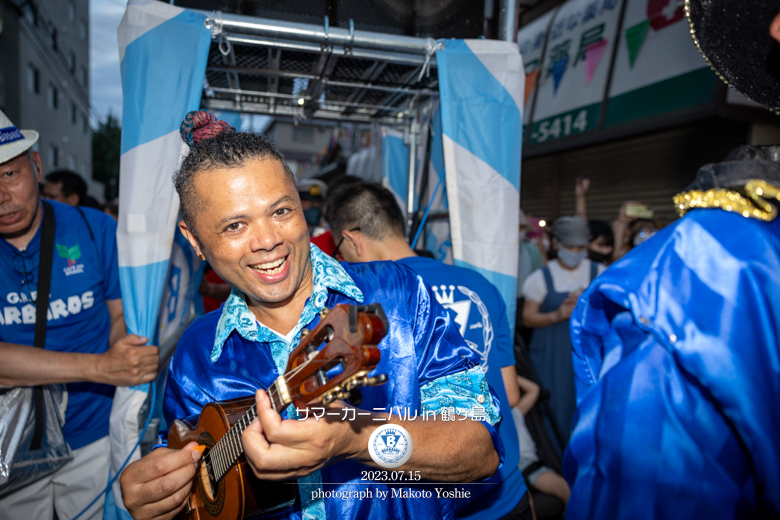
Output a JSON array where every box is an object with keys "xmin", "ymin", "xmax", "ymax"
[
  {"xmin": 0, "ymin": 110, "xmax": 159, "ymax": 520},
  {"xmin": 520, "ymin": 216, "xmax": 604, "ymax": 448}
]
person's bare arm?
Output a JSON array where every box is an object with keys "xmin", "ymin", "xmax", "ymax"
[
  {"xmin": 516, "ymin": 375, "xmax": 540, "ymax": 416},
  {"xmin": 0, "ymin": 299, "xmax": 159, "ymax": 387},
  {"xmin": 612, "ymin": 201, "xmax": 639, "ymax": 262},
  {"xmin": 575, "ymin": 178, "xmax": 590, "ymax": 221},
  {"xmin": 107, "ymin": 298, "xmax": 128, "ymax": 347},
  {"xmin": 502, "ymin": 365, "xmax": 520, "ymax": 409},
  {"xmin": 522, "ymin": 298, "xmax": 575, "ymax": 329},
  {"xmin": 242, "ymin": 389, "xmax": 499, "ymax": 483}
]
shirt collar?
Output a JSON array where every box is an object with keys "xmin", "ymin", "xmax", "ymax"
[{"xmin": 210, "ymin": 243, "xmax": 363, "ymax": 363}]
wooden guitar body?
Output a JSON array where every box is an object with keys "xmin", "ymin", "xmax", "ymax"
[{"xmin": 168, "ymin": 397, "xmax": 295, "ymax": 520}]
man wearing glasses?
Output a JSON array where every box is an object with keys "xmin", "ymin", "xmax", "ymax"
[{"xmin": 0, "ymin": 109, "xmax": 159, "ymax": 520}]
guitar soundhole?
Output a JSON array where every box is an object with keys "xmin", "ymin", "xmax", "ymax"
[{"xmin": 196, "ymin": 432, "xmax": 226, "ymax": 516}]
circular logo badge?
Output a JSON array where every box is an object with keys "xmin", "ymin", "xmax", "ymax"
[{"xmin": 368, "ymin": 424, "xmax": 413, "ymax": 468}]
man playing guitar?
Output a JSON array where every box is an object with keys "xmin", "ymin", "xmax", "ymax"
[{"xmin": 119, "ymin": 111, "xmax": 504, "ymax": 520}]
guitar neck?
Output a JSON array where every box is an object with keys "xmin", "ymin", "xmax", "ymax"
[{"xmin": 208, "ymin": 378, "xmax": 290, "ymax": 482}]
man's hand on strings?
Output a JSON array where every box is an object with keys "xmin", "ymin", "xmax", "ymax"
[{"xmin": 242, "ymin": 389, "xmax": 371, "ymax": 480}]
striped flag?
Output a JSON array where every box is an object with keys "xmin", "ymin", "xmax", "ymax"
[
  {"xmin": 436, "ymin": 40, "xmax": 525, "ymax": 333},
  {"xmin": 107, "ymin": 1, "xmax": 210, "ymax": 518}
]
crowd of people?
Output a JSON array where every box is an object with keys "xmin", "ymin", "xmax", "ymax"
[{"xmin": 1, "ymin": 3, "xmax": 779, "ymax": 519}]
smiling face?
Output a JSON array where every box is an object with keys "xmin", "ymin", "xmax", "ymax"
[
  {"xmin": 0, "ymin": 151, "xmax": 43, "ymax": 245},
  {"xmin": 181, "ymin": 157, "xmax": 312, "ymax": 316}
]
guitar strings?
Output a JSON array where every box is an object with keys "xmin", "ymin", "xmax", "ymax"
[{"xmin": 209, "ymin": 326, "xmax": 371, "ymax": 482}]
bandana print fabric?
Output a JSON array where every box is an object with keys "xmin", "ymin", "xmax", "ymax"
[
  {"xmin": 419, "ymin": 365, "xmax": 501, "ymax": 425},
  {"xmin": 211, "ymin": 243, "xmax": 364, "ymax": 365}
]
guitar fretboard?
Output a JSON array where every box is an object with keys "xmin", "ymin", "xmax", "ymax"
[{"xmin": 207, "ymin": 380, "xmax": 288, "ymax": 482}]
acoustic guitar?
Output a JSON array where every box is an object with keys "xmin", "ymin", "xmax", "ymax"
[{"xmin": 167, "ymin": 304, "xmax": 389, "ymax": 520}]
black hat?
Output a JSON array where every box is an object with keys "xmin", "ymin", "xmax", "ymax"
[{"xmin": 686, "ymin": 0, "xmax": 780, "ymax": 113}]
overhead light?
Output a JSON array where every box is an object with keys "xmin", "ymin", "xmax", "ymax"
[
  {"xmin": 539, "ymin": 220, "xmax": 546, "ymax": 227},
  {"xmin": 297, "ymin": 98, "xmax": 305, "ymax": 105}
]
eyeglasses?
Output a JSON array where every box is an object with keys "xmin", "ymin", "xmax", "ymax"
[
  {"xmin": 332, "ymin": 227, "xmax": 361, "ymax": 259},
  {"xmin": 12, "ymin": 251, "xmax": 37, "ymax": 303}
]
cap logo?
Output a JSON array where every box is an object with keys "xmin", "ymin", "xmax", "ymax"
[
  {"xmin": 0, "ymin": 126, "xmax": 24, "ymax": 145},
  {"xmin": 309, "ymin": 185, "xmax": 321, "ymax": 197}
]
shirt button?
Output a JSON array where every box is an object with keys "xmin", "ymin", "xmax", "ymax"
[{"xmin": 477, "ymin": 395, "xmax": 486, "ymax": 404}]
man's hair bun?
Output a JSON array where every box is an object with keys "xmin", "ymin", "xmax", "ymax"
[{"xmin": 180, "ymin": 110, "xmax": 236, "ymax": 146}]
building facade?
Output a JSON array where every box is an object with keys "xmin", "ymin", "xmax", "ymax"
[
  {"xmin": 0, "ymin": 0, "xmax": 97, "ymax": 196},
  {"xmin": 516, "ymin": 0, "xmax": 780, "ymax": 225}
]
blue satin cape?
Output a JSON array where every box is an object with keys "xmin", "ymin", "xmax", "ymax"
[{"xmin": 565, "ymin": 208, "xmax": 780, "ymax": 519}]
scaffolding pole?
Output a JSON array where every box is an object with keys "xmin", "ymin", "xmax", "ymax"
[{"xmin": 199, "ymin": 11, "xmax": 440, "ymax": 58}]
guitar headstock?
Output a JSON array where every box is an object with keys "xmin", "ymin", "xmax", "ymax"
[{"xmin": 280, "ymin": 304, "xmax": 388, "ymax": 407}]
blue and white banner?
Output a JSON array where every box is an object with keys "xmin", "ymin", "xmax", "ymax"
[
  {"xmin": 381, "ymin": 127, "xmax": 411, "ymax": 218},
  {"xmin": 437, "ymin": 40, "xmax": 524, "ymax": 334},
  {"xmin": 109, "ymin": 1, "xmax": 211, "ymax": 518}
]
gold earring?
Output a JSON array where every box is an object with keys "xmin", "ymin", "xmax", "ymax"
[{"xmin": 198, "ymin": 254, "xmax": 205, "ymax": 260}]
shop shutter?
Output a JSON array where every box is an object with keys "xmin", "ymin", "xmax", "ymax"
[{"xmin": 520, "ymin": 117, "xmax": 750, "ymax": 226}]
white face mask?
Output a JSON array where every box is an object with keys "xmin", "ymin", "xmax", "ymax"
[{"xmin": 557, "ymin": 244, "xmax": 588, "ymax": 268}]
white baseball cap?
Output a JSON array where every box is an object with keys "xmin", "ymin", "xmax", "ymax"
[{"xmin": 0, "ymin": 109, "xmax": 39, "ymax": 165}]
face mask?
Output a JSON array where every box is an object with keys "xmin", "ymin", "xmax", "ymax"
[
  {"xmin": 557, "ymin": 246, "xmax": 588, "ymax": 268},
  {"xmin": 633, "ymin": 229, "xmax": 656, "ymax": 246},
  {"xmin": 303, "ymin": 207, "xmax": 322, "ymax": 227},
  {"xmin": 589, "ymin": 250, "xmax": 611, "ymax": 264},
  {"xmin": 519, "ymin": 230, "xmax": 527, "ymax": 241}
]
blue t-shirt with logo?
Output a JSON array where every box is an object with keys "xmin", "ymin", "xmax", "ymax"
[
  {"xmin": 396, "ymin": 256, "xmax": 527, "ymax": 520},
  {"xmin": 0, "ymin": 201, "xmax": 121, "ymax": 450}
]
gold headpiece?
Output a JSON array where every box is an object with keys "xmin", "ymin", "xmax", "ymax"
[{"xmin": 673, "ymin": 179, "xmax": 780, "ymax": 222}]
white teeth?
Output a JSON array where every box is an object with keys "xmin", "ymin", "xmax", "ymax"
[{"xmin": 252, "ymin": 256, "xmax": 287, "ymax": 274}]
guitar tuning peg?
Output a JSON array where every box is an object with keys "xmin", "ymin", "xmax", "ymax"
[
  {"xmin": 347, "ymin": 388, "xmax": 363, "ymax": 407},
  {"xmin": 301, "ymin": 329, "xmax": 310, "ymax": 337},
  {"xmin": 319, "ymin": 308, "xmax": 329, "ymax": 319},
  {"xmin": 365, "ymin": 374, "xmax": 388, "ymax": 387}
]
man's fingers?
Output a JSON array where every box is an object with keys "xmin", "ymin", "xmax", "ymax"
[
  {"xmin": 137, "ymin": 462, "xmax": 197, "ymax": 510},
  {"xmin": 133, "ymin": 446, "xmax": 200, "ymax": 484},
  {"xmin": 135, "ymin": 346, "xmax": 161, "ymax": 358},
  {"xmin": 125, "ymin": 334, "xmax": 150, "ymax": 344},
  {"xmin": 255, "ymin": 389, "xmax": 283, "ymax": 433},
  {"xmin": 134, "ymin": 476, "xmax": 193, "ymax": 520},
  {"xmin": 243, "ymin": 441, "xmax": 316, "ymax": 479},
  {"xmin": 243, "ymin": 423, "xmax": 271, "ymax": 454}
]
